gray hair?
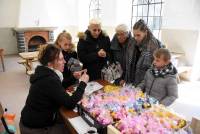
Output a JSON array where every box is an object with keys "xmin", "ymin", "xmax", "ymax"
[
  {"xmin": 89, "ymin": 18, "xmax": 101, "ymax": 26},
  {"xmin": 115, "ymin": 24, "xmax": 129, "ymax": 33}
]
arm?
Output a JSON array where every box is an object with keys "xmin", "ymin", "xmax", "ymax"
[
  {"xmin": 48, "ymin": 79, "xmax": 86, "ymax": 109},
  {"xmin": 77, "ymin": 40, "xmax": 99, "ymax": 64},
  {"xmin": 62, "ymin": 73, "xmax": 76, "ymax": 89},
  {"xmin": 160, "ymin": 77, "xmax": 178, "ymax": 106},
  {"xmin": 136, "ymin": 71, "xmax": 147, "ymax": 92}
]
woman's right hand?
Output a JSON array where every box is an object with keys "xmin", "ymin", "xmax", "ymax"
[
  {"xmin": 119, "ymin": 80, "xmax": 125, "ymax": 86},
  {"xmin": 79, "ymin": 71, "xmax": 89, "ymax": 83}
]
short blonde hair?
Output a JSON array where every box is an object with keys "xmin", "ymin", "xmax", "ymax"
[
  {"xmin": 89, "ymin": 18, "xmax": 101, "ymax": 26},
  {"xmin": 115, "ymin": 24, "xmax": 129, "ymax": 33}
]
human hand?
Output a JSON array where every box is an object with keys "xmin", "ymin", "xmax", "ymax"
[
  {"xmin": 98, "ymin": 49, "xmax": 106, "ymax": 58},
  {"xmin": 79, "ymin": 71, "xmax": 89, "ymax": 83},
  {"xmin": 119, "ymin": 80, "xmax": 125, "ymax": 86}
]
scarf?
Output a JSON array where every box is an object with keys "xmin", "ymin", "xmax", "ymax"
[{"xmin": 150, "ymin": 62, "xmax": 177, "ymax": 78}]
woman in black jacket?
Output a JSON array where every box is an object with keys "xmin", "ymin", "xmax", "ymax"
[
  {"xmin": 77, "ymin": 19, "xmax": 111, "ymax": 81},
  {"xmin": 20, "ymin": 44, "xmax": 89, "ymax": 134}
]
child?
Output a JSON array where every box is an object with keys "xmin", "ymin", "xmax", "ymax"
[
  {"xmin": 55, "ymin": 31, "xmax": 83, "ymax": 88},
  {"xmin": 137, "ymin": 48, "xmax": 178, "ymax": 106}
]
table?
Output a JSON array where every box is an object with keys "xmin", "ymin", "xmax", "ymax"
[
  {"xmin": 19, "ymin": 51, "xmax": 39, "ymax": 74},
  {"xmin": 60, "ymin": 80, "xmax": 110, "ymax": 134}
]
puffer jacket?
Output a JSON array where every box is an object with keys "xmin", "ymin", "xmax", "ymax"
[
  {"xmin": 137, "ymin": 66, "xmax": 178, "ymax": 106},
  {"xmin": 77, "ymin": 30, "xmax": 111, "ymax": 81}
]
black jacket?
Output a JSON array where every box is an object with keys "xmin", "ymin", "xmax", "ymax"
[
  {"xmin": 20, "ymin": 66, "xmax": 86, "ymax": 128},
  {"xmin": 77, "ymin": 30, "xmax": 111, "ymax": 81},
  {"xmin": 62, "ymin": 50, "xmax": 78, "ymax": 88}
]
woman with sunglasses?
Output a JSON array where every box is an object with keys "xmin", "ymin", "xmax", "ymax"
[{"xmin": 77, "ymin": 18, "xmax": 111, "ymax": 81}]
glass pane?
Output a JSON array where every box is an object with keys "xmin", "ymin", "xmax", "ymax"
[
  {"xmin": 143, "ymin": 0, "xmax": 149, "ymax": 4},
  {"xmin": 138, "ymin": 5, "xmax": 143, "ymax": 16},
  {"xmin": 142, "ymin": 5, "xmax": 148, "ymax": 16},
  {"xmin": 138, "ymin": 0, "xmax": 144, "ymax": 4},
  {"xmin": 152, "ymin": 30, "xmax": 160, "ymax": 39},
  {"xmin": 153, "ymin": 17, "xmax": 161, "ymax": 29},
  {"xmin": 155, "ymin": 4, "xmax": 161, "ymax": 16},
  {"xmin": 142, "ymin": 17, "xmax": 148, "ymax": 23},
  {"xmin": 133, "ymin": 6, "xmax": 138, "ymax": 16},
  {"xmin": 149, "ymin": 4, "xmax": 155, "ymax": 16},
  {"xmin": 154, "ymin": 0, "xmax": 162, "ymax": 3},
  {"xmin": 148, "ymin": 17, "xmax": 154, "ymax": 30},
  {"xmin": 133, "ymin": 0, "xmax": 139, "ymax": 5},
  {"xmin": 132, "ymin": 17, "xmax": 137, "ymax": 26}
]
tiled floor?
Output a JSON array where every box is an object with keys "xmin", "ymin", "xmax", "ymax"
[{"xmin": 0, "ymin": 55, "xmax": 200, "ymax": 134}]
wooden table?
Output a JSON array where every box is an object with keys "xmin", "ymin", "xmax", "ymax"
[
  {"xmin": 60, "ymin": 80, "xmax": 110, "ymax": 134},
  {"xmin": 19, "ymin": 51, "xmax": 39, "ymax": 74}
]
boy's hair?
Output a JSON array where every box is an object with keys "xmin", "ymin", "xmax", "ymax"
[
  {"xmin": 153, "ymin": 48, "xmax": 171, "ymax": 61},
  {"xmin": 55, "ymin": 30, "xmax": 75, "ymax": 52}
]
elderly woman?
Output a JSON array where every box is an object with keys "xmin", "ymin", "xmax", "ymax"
[
  {"xmin": 111, "ymin": 24, "xmax": 136, "ymax": 85},
  {"xmin": 20, "ymin": 44, "xmax": 89, "ymax": 134},
  {"xmin": 77, "ymin": 19, "xmax": 111, "ymax": 81},
  {"xmin": 132, "ymin": 19, "xmax": 163, "ymax": 86}
]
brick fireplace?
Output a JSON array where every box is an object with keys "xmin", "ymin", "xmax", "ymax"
[{"xmin": 14, "ymin": 27, "xmax": 56, "ymax": 52}]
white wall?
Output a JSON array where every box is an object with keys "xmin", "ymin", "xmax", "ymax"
[
  {"xmin": 0, "ymin": 28, "xmax": 18, "ymax": 54},
  {"xmin": 0, "ymin": 0, "xmax": 20, "ymax": 54},
  {"xmin": 18, "ymin": 0, "xmax": 79, "ymax": 27},
  {"xmin": 161, "ymin": 0, "xmax": 200, "ymax": 80},
  {"xmin": 162, "ymin": 0, "xmax": 200, "ymax": 30},
  {"xmin": 0, "ymin": 0, "xmax": 20, "ymax": 27}
]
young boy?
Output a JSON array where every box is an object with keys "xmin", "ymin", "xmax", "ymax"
[{"xmin": 137, "ymin": 48, "xmax": 178, "ymax": 106}]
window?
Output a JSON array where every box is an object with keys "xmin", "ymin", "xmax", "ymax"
[
  {"xmin": 131, "ymin": 0, "xmax": 164, "ymax": 38},
  {"xmin": 89, "ymin": 0, "xmax": 102, "ymax": 19}
]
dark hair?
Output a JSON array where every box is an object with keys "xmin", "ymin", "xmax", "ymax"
[
  {"xmin": 38, "ymin": 44, "xmax": 61, "ymax": 66},
  {"xmin": 153, "ymin": 48, "xmax": 171, "ymax": 61},
  {"xmin": 133, "ymin": 19, "xmax": 153, "ymax": 40}
]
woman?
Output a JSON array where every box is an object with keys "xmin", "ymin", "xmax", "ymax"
[
  {"xmin": 132, "ymin": 19, "xmax": 163, "ymax": 86},
  {"xmin": 55, "ymin": 31, "xmax": 83, "ymax": 89},
  {"xmin": 20, "ymin": 44, "xmax": 89, "ymax": 134},
  {"xmin": 110, "ymin": 24, "xmax": 136, "ymax": 85},
  {"xmin": 77, "ymin": 19, "xmax": 111, "ymax": 81}
]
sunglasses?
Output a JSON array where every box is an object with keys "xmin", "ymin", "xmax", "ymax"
[{"xmin": 92, "ymin": 29, "xmax": 101, "ymax": 32}]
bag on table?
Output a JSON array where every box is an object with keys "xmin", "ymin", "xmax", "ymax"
[{"xmin": 101, "ymin": 61, "xmax": 123, "ymax": 82}]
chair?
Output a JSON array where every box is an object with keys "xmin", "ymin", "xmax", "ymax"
[
  {"xmin": 0, "ymin": 103, "xmax": 14, "ymax": 134},
  {"xmin": 0, "ymin": 49, "xmax": 5, "ymax": 72}
]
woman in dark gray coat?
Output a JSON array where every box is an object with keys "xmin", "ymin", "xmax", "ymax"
[
  {"xmin": 132, "ymin": 19, "xmax": 163, "ymax": 86},
  {"xmin": 111, "ymin": 24, "xmax": 136, "ymax": 85}
]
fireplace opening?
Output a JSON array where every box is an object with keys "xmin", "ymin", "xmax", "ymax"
[{"xmin": 28, "ymin": 36, "xmax": 47, "ymax": 52}]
